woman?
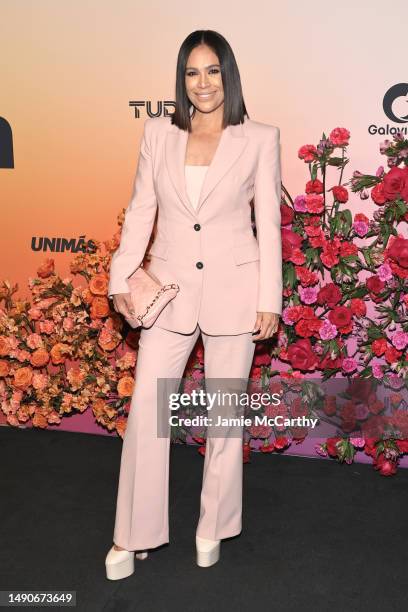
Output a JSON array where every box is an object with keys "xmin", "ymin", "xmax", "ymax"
[{"xmin": 105, "ymin": 29, "xmax": 282, "ymax": 579}]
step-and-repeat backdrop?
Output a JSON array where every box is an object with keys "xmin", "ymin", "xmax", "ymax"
[{"xmin": 1, "ymin": 1, "xmax": 407, "ymax": 458}]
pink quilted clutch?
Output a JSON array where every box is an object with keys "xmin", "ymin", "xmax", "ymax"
[{"xmin": 125, "ymin": 266, "xmax": 179, "ymax": 329}]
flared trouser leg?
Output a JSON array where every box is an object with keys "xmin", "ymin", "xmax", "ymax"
[
  {"xmin": 196, "ymin": 330, "xmax": 256, "ymax": 540},
  {"xmin": 113, "ymin": 323, "xmax": 200, "ymax": 551}
]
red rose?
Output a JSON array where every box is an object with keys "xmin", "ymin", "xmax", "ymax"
[
  {"xmin": 306, "ymin": 179, "xmax": 324, "ymax": 194},
  {"xmin": 382, "ymin": 166, "xmax": 408, "ymax": 202},
  {"xmin": 396, "ymin": 439, "xmax": 408, "ymax": 453},
  {"xmin": 298, "ymin": 144, "xmax": 318, "ymax": 163},
  {"xmin": 317, "ymin": 283, "xmax": 342, "ymax": 308},
  {"xmin": 385, "ymin": 345, "xmax": 402, "ymax": 364},
  {"xmin": 295, "ymin": 318, "xmax": 322, "ymax": 338},
  {"xmin": 320, "ymin": 352, "xmax": 343, "ymax": 370},
  {"xmin": 374, "ymin": 453, "xmax": 397, "ymax": 476},
  {"xmin": 274, "ymin": 436, "xmax": 290, "ymax": 450},
  {"xmin": 305, "ymin": 194, "xmax": 324, "ymax": 214},
  {"xmin": 281, "ymin": 204, "xmax": 294, "ymax": 226},
  {"xmin": 287, "ymin": 338, "xmax": 318, "ymax": 371},
  {"xmin": 281, "ymin": 228, "xmax": 303, "ymax": 261},
  {"xmin": 295, "ymin": 266, "xmax": 318, "ymax": 286},
  {"xmin": 350, "ymin": 298, "xmax": 366, "ymax": 317},
  {"xmin": 364, "ymin": 438, "xmax": 378, "ymax": 458},
  {"xmin": 332, "ymin": 185, "xmax": 349, "ymax": 203},
  {"xmin": 329, "ymin": 128, "xmax": 350, "ymax": 147},
  {"xmin": 260, "ymin": 442, "xmax": 275, "ymax": 453},
  {"xmin": 243, "ymin": 442, "xmax": 251, "ymax": 463},
  {"xmin": 371, "ymin": 338, "xmax": 387, "ymax": 356},
  {"xmin": 340, "ymin": 242, "xmax": 358, "ymax": 257},
  {"xmin": 366, "ymin": 275, "xmax": 385, "ymax": 294},
  {"xmin": 326, "ymin": 436, "xmax": 341, "ymax": 457},
  {"xmin": 387, "ymin": 236, "xmax": 408, "ymax": 269},
  {"xmin": 328, "ymin": 306, "xmax": 352, "ymax": 329},
  {"xmin": 371, "ymin": 182, "xmax": 387, "ymax": 205}
]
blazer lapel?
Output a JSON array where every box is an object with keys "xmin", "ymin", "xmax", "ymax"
[{"xmin": 165, "ymin": 119, "xmax": 248, "ymax": 216}]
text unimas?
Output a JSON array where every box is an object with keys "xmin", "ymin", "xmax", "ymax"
[{"xmin": 31, "ymin": 235, "xmax": 97, "ymax": 253}]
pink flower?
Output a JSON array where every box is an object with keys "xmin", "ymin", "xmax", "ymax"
[
  {"xmin": 28, "ymin": 307, "xmax": 43, "ymax": 321},
  {"xmin": 192, "ymin": 369, "xmax": 204, "ymax": 381},
  {"xmin": 294, "ymin": 195, "xmax": 307, "ymax": 212},
  {"xmin": 299, "ymin": 286, "xmax": 318, "ymax": 304},
  {"xmin": 377, "ymin": 263, "xmax": 393, "ymax": 282},
  {"xmin": 350, "ymin": 437, "xmax": 365, "ymax": 448},
  {"xmin": 376, "ymin": 166, "xmax": 384, "ymax": 177},
  {"xmin": 342, "ymin": 358, "xmax": 357, "ymax": 373},
  {"xmin": 26, "ymin": 333, "xmax": 43, "ymax": 349},
  {"xmin": 353, "ymin": 221, "xmax": 369, "ymax": 237},
  {"xmin": 319, "ymin": 319, "xmax": 338, "ymax": 340},
  {"xmin": 391, "ymin": 331, "xmax": 408, "ymax": 350},
  {"xmin": 32, "ymin": 373, "xmax": 48, "ymax": 390},
  {"xmin": 16, "ymin": 349, "xmax": 31, "ymax": 362},
  {"xmin": 63, "ymin": 317, "xmax": 75, "ymax": 332},
  {"xmin": 372, "ymin": 364, "xmax": 384, "ymax": 379},
  {"xmin": 39, "ymin": 320, "xmax": 55, "ymax": 334},
  {"xmin": 355, "ymin": 404, "xmax": 369, "ymax": 420}
]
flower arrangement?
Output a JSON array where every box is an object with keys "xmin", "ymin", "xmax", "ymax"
[
  {"xmin": 235, "ymin": 127, "xmax": 407, "ymax": 474},
  {"xmin": 0, "ymin": 127, "xmax": 407, "ymax": 475}
]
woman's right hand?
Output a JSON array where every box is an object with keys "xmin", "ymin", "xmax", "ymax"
[{"xmin": 112, "ymin": 293, "xmax": 135, "ymax": 320}]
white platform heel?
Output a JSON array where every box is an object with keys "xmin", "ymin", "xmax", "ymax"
[
  {"xmin": 196, "ymin": 536, "xmax": 221, "ymax": 567},
  {"xmin": 105, "ymin": 546, "xmax": 148, "ymax": 580}
]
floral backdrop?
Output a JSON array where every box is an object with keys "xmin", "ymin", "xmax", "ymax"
[{"xmin": 0, "ymin": 127, "xmax": 407, "ymax": 476}]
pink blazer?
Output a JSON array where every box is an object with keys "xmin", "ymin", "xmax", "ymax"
[{"xmin": 108, "ymin": 115, "xmax": 282, "ymax": 335}]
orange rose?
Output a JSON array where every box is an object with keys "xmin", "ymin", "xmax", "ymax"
[
  {"xmin": 0, "ymin": 360, "xmax": 10, "ymax": 377},
  {"xmin": 0, "ymin": 336, "xmax": 10, "ymax": 357},
  {"xmin": 90, "ymin": 296, "xmax": 110, "ymax": 319},
  {"xmin": 115, "ymin": 415, "xmax": 128, "ymax": 438},
  {"xmin": 67, "ymin": 366, "xmax": 85, "ymax": 388},
  {"xmin": 50, "ymin": 343, "xmax": 70, "ymax": 365},
  {"xmin": 32, "ymin": 412, "xmax": 48, "ymax": 428},
  {"xmin": 14, "ymin": 366, "xmax": 33, "ymax": 389},
  {"xmin": 92, "ymin": 398, "xmax": 107, "ymax": 419},
  {"xmin": 30, "ymin": 348, "xmax": 50, "ymax": 368},
  {"xmin": 98, "ymin": 327, "xmax": 121, "ymax": 351},
  {"xmin": 117, "ymin": 375, "xmax": 135, "ymax": 398},
  {"xmin": 37, "ymin": 258, "xmax": 55, "ymax": 278},
  {"xmin": 89, "ymin": 274, "xmax": 108, "ymax": 296}
]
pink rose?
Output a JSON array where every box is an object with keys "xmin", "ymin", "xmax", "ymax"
[{"xmin": 26, "ymin": 333, "xmax": 43, "ymax": 349}]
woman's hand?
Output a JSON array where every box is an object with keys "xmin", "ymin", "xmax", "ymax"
[
  {"xmin": 112, "ymin": 293, "xmax": 135, "ymax": 321},
  {"xmin": 252, "ymin": 312, "xmax": 280, "ymax": 341}
]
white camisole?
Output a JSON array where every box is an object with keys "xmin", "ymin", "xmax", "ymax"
[{"xmin": 185, "ymin": 165, "xmax": 209, "ymax": 210}]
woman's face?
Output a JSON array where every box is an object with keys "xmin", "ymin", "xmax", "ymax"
[{"xmin": 185, "ymin": 44, "xmax": 224, "ymax": 116}]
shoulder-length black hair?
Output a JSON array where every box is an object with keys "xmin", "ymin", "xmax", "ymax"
[{"xmin": 171, "ymin": 30, "xmax": 249, "ymax": 132}]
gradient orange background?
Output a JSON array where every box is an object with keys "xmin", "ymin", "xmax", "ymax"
[{"xmin": 1, "ymin": 0, "xmax": 407, "ymax": 297}]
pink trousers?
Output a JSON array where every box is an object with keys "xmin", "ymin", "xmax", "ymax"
[{"xmin": 113, "ymin": 322, "xmax": 256, "ymax": 551}]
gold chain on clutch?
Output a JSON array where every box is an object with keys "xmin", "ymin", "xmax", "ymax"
[{"xmin": 137, "ymin": 283, "xmax": 179, "ymax": 324}]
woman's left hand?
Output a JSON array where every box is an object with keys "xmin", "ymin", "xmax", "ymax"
[{"xmin": 252, "ymin": 312, "xmax": 280, "ymax": 341}]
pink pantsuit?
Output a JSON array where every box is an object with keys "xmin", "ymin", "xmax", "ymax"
[{"xmin": 108, "ymin": 114, "xmax": 282, "ymax": 550}]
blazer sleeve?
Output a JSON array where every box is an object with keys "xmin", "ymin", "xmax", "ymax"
[
  {"xmin": 108, "ymin": 118, "xmax": 157, "ymax": 297},
  {"xmin": 253, "ymin": 126, "xmax": 283, "ymax": 315}
]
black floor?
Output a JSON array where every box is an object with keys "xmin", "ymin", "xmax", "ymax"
[{"xmin": 1, "ymin": 426, "xmax": 408, "ymax": 612}]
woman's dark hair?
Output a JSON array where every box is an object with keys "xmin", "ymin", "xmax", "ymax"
[{"xmin": 171, "ymin": 30, "xmax": 249, "ymax": 131}]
